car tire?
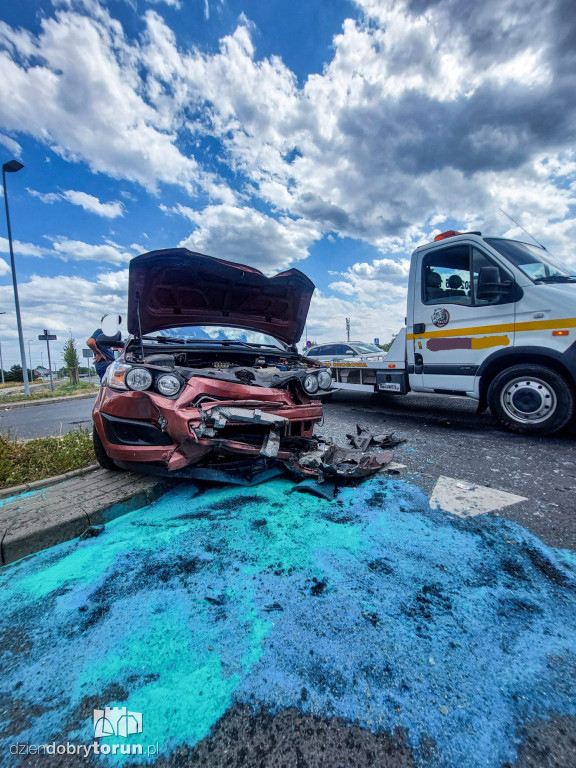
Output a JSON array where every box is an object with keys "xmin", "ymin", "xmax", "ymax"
[
  {"xmin": 93, "ymin": 426, "xmax": 123, "ymax": 471},
  {"xmin": 487, "ymin": 364, "xmax": 574, "ymax": 435}
]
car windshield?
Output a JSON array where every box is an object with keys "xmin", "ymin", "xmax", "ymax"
[
  {"xmin": 485, "ymin": 238, "xmax": 575, "ymax": 283},
  {"xmin": 143, "ymin": 326, "xmax": 286, "ymax": 349},
  {"xmin": 352, "ymin": 343, "xmax": 382, "ymax": 354}
]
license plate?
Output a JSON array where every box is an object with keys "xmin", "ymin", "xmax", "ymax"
[{"xmin": 379, "ymin": 383, "xmax": 401, "ymax": 392}]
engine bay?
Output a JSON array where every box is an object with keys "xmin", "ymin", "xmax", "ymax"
[{"xmin": 123, "ymin": 340, "xmax": 330, "ymax": 393}]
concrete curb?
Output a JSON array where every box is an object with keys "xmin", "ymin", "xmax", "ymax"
[
  {"xmin": 0, "ymin": 464, "xmax": 100, "ymax": 501},
  {"xmin": 0, "ymin": 392, "xmax": 98, "ymax": 410},
  {"xmin": 0, "ymin": 468, "xmax": 180, "ymax": 566}
]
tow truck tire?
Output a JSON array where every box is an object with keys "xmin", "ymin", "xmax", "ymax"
[
  {"xmin": 93, "ymin": 426, "xmax": 123, "ymax": 471},
  {"xmin": 487, "ymin": 364, "xmax": 574, "ymax": 435}
]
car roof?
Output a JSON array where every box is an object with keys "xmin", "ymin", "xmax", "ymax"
[{"xmin": 305, "ymin": 341, "xmax": 378, "ymax": 351}]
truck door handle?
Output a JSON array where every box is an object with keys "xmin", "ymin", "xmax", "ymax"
[{"xmin": 413, "ymin": 323, "xmax": 426, "ymax": 334}]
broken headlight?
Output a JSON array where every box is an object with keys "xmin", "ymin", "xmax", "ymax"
[
  {"xmin": 125, "ymin": 367, "xmax": 153, "ymax": 391},
  {"xmin": 156, "ymin": 373, "xmax": 181, "ymax": 396},
  {"xmin": 303, "ymin": 374, "xmax": 319, "ymax": 394}
]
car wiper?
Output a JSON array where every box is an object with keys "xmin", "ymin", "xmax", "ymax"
[
  {"xmin": 534, "ymin": 275, "xmax": 576, "ymax": 283},
  {"xmin": 141, "ymin": 335, "xmax": 189, "ymax": 343},
  {"xmin": 139, "ymin": 335, "xmax": 285, "ymax": 350}
]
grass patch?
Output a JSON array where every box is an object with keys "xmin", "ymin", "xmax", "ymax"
[
  {"xmin": 0, "ymin": 428, "xmax": 96, "ymax": 489},
  {"xmin": 0, "ymin": 381, "xmax": 99, "ymax": 404}
]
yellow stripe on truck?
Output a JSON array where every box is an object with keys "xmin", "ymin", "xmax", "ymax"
[{"xmin": 406, "ymin": 317, "xmax": 576, "ymax": 340}]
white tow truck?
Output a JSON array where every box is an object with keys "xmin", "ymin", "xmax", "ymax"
[{"xmin": 322, "ymin": 230, "xmax": 576, "ymax": 435}]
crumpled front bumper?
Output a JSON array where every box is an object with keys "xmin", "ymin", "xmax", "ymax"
[{"xmin": 93, "ymin": 376, "xmax": 323, "ymax": 472}]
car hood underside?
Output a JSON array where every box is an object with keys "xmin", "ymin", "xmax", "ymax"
[{"xmin": 128, "ymin": 248, "xmax": 316, "ymax": 345}]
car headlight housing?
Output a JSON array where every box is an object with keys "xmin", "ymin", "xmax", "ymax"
[
  {"xmin": 317, "ymin": 370, "xmax": 332, "ymax": 390},
  {"xmin": 125, "ymin": 367, "xmax": 153, "ymax": 391},
  {"xmin": 156, "ymin": 373, "xmax": 181, "ymax": 396},
  {"xmin": 107, "ymin": 362, "xmax": 130, "ymax": 390},
  {"xmin": 303, "ymin": 374, "xmax": 319, "ymax": 394}
]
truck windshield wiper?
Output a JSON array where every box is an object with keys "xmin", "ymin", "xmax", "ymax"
[{"xmin": 534, "ymin": 275, "xmax": 576, "ymax": 283}]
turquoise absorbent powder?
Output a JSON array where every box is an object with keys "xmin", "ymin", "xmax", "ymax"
[{"xmin": 0, "ymin": 477, "xmax": 574, "ymax": 767}]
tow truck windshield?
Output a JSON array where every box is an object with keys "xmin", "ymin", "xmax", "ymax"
[{"xmin": 485, "ymin": 238, "xmax": 576, "ymax": 283}]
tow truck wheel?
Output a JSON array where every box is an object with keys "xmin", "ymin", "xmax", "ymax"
[
  {"xmin": 93, "ymin": 426, "xmax": 123, "ymax": 471},
  {"xmin": 487, "ymin": 364, "xmax": 574, "ymax": 435}
]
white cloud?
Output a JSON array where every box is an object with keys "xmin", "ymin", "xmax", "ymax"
[
  {"xmin": 0, "ymin": 132, "xmax": 22, "ymax": 156},
  {"xmin": 61, "ymin": 190, "xmax": 124, "ymax": 218},
  {"xmin": 177, "ymin": 204, "xmax": 322, "ymax": 273},
  {"xmin": 50, "ymin": 237, "xmax": 134, "ymax": 264},
  {"xmin": 0, "ymin": 236, "xmax": 44, "ymax": 258},
  {"xmin": 28, "ymin": 188, "xmax": 124, "ymax": 218},
  {"xmin": 146, "ymin": 0, "xmax": 182, "ymax": 9},
  {"xmin": 0, "ymin": 7, "xmax": 201, "ymax": 192},
  {"xmin": 0, "ymin": 267, "xmax": 129, "ymax": 369},
  {"xmin": 0, "ymin": 257, "xmax": 10, "ymax": 275}
]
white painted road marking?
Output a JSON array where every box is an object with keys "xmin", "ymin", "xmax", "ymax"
[{"xmin": 429, "ymin": 475, "xmax": 527, "ymax": 518}]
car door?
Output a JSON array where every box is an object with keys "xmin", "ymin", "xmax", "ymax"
[{"xmin": 410, "ymin": 243, "xmax": 517, "ymax": 392}]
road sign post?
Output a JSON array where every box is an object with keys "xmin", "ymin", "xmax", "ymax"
[
  {"xmin": 82, "ymin": 348, "xmax": 94, "ymax": 381},
  {"xmin": 38, "ymin": 329, "xmax": 57, "ymax": 391}
]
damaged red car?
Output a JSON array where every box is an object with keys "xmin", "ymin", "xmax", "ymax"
[{"xmin": 92, "ymin": 248, "xmax": 333, "ymax": 483}]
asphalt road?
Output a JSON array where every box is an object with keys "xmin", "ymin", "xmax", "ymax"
[
  {"xmin": 0, "ymin": 396, "xmax": 97, "ymax": 439},
  {"xmin": 321, "ymin": 390, "xmax": 576, "ymax": 550}
]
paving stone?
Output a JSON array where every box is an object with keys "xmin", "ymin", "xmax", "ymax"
[{"xmin": 0, "ymin": 469, "xmax": 178, "ymax": 565}]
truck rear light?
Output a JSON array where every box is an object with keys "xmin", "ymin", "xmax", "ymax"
[{"xmin": 388, "ymin": 364, "xmax": 396, "ymax": 368}]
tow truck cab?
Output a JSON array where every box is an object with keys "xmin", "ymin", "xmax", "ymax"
[{"xmin": 329, "ymin": 231, "xmax": 576, "ymax": 435}]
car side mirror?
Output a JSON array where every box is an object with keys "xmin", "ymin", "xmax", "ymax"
[
  {"xmin": 476, "ymin": 266, "xmax": 512, "ymax": 299},
  {"xmin": 345, "ymin": 350, "xmax": 354, "ymax": 355}
]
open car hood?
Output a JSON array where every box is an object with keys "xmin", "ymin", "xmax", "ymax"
[{"xmin": 127, "ymin": 248, "xmax": 316, "ymax": 345}]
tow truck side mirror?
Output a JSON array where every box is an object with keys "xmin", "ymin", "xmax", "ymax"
[{"xmin": 476, "ymin": 266, "xmax": 512, "ymax": 300}]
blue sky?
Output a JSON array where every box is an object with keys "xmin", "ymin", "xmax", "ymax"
[{"xmin": 0, "ymin": 0, "xmax": 575, "ymax": 369}]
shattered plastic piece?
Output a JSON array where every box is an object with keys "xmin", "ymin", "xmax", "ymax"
[
  {"xmin": 288, "ymin": 479, "xmax": 337, "ymax": 501},
  {"xmin": 261, "ymin": 429, "xmax": 281, "ymax": 458},
  {"xmin": 80, "ymin": 525, "xmax": 104, "ymax": 540},
  {"xmin": 346, "ymin": 424, "xmax": 406, "ymax": 451},
  {"xmin": 383, "ymin": 461, "xmax": 407, "ymax": 474},
  {"xmin": 290, "ymin": 439, "xmax": 395, "ymax": 481},
  {"xmin": 456, "ymin": 482, "xmax": 477, "ymax": 491}
]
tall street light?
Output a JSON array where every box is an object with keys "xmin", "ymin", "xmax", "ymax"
[
  {"xmin": 2, "ymin": 159, "xmax": 29, "ymax": 396},
  {"xmin": 0, "ymin": 311, "xmax": 5, "ymax": 384},
  {"xmin": 27, "ymin": 338, "xmax": 33, "ymax": 383}
]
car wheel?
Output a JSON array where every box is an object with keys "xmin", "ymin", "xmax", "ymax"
[
  {"xmin": 487, "ymin": 364, "xmax": 574, "ymax": 435},
  {"xmin": 93, "ymin": 426, "xmax": 123, "ymax": 471}
]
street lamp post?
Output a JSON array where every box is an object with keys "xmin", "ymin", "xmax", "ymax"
[
  {"xmin": 0, "ymin": 311, "xmax": 5, "ymax": 384},
  {"xmin": 2, "ymin": 159, "xmax": 29, "ymax": 397},
  {"xmin": 27, "ymin": 339, "xmax": 33, "ymax": 383}
]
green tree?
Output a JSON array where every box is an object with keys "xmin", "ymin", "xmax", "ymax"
[
  {"xmin": 62, "ymin": 338, "xmax": 80, "ymax": 384},
  {"xmin": 7, "ymin": 364, "xmax": 22, "ymax": 382},
  {"xmin": 378, "ymin": 334, "xmax": 398, "ymax": 352}
]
